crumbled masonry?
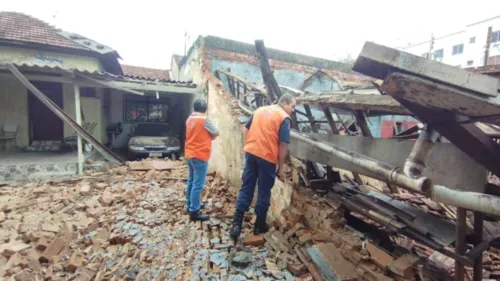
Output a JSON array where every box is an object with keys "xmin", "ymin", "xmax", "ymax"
[{"xmin": 1, "ymin": 158, "xmax": 500, "ymax": 280}]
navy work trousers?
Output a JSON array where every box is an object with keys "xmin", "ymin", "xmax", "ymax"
[{"xmin": 235, "ymin": 152, "xmax": 277, "ymax": 217}]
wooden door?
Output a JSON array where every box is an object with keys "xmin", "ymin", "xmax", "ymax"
[{"xmin": 28, "ymin": 82, "xmax": 64, "ymax": 142}]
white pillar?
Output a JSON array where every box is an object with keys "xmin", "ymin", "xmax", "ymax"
[{"xmin": 74, "ymin": 84, "xmax": 84, "ymax": 174}]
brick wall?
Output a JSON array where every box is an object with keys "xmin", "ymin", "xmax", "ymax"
[
  {"xmin": 206, "ymin": 48, "xmax": 367, "ymax": 83},
  {"xmin": 184, "ymin": 42, "xmax": 293, "ymax": 222}
]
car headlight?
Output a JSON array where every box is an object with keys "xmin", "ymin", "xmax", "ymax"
[
  {"xmin": 167, "ymin": 138, "xmax": 180, "ymax": 146},
  {"xmin": 129, "ymin": 145, "xmax": 145, "ymax": 151}
]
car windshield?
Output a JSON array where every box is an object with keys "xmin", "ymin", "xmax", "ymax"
[{"xmin": 133, "ymin": 124, "xmax": 173, "ymax": 137}]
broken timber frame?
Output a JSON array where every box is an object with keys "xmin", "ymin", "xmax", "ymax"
[{"xmin": 353, "ymin": 41, "xmax": 500, "ymax": 281}]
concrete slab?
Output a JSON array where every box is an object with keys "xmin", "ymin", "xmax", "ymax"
[{"xmin": 353, "ymin": 42, "xmax": 499, "ymax": 96}]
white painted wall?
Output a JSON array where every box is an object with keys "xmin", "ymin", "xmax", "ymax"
[{"xmin": 402, "ymin": 16, "xmax": 500, "ymax": 68}]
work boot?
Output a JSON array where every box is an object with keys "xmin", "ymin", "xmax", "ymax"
[
  {"xmin": 253, "ymin": 216, "xmax": 269, "ymax": 235},
  {"xmin": 230, "ymin": 211, "xmax": 245, "ymax": 239},
  {"xmin": 189, "ymin": 210, "xmax": 210, "ymax": 222},
  {"xmin": 186, "ymin": 202, "xmax": 205, "ymax": 213}
]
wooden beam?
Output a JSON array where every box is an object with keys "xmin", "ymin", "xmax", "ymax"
[
  {"xmin": 7, "ymin": 64, "xmax": 124, "ymax": 165},
  {"xmin": 304, "ymin": 105, "xmax": 318, "ymax": 133},
  {"xmin": 354, "ymin": 110, "xmax": 373, "ymax": 137},
  {"xmin": 321, "ymin": 106, "xmax": 339, "ymax": 134},
  {"xmin": 383, "ymin": 72, "xmax": 500, "ymax": 178},
  {"xmin": 255, "ymin": 40, "xmax": 282, "ymax": 102},
  {"xmin": 296, "ymin": 93, "xmax": 412, "ymax": 116}
]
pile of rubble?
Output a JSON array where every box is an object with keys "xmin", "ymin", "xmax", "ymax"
[{"xmin": 0, "ymin": 158, "xmax": 341, "ymax": 281}]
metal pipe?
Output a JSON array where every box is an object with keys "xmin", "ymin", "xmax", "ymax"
[
  {"xmin": 404, "ymin": 126, "xmax": 440, "ymax": 178},
  {"xmin": 455, "ymin": 208, "xmax": 467, "ymax": 281},
  {"xmin": 291, "ymin": 131, "xmax": 431, "ymax": 193},
  {"xmin": 238, "ymin": 102, "xmax": 430, "ymax": 193},
  {"xmin": 432, "ymin": 185, "xmax": 500, "ymax": 216},
  {"xmin": 473, "ymin": 211, "xmax": 484, "ymax": 281}
]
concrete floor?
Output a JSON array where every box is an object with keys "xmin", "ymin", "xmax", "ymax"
[{"xmin": 0, "ymin": 151, "xmax": 85, "ymax": 165}]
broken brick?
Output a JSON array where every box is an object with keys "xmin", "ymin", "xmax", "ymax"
[
  {"xmin": 389, "ymin": 253, "xmax": 420, "ymax": 278},
  {"xmin": 287, "ymin": 263, "xmax": 305, "ymax": 275},
  {"xmin": 35, "ymin": 238, "xmax": 50, "ymax": 251},
  {"xmin": 2, "ymin": 242, "xmax": 31, "ymax": 257},
  {"xmin": 243, "ymin": 234, "xmax": 266, "ymax": 246},
  {"xmin": 67, "ymin": 252, "xmax": 84, "ymax": 272},
  {"xmin": 39, "ymin": 238, "xmax": 66, "ymax": 263},
  {"xmin": 366, "ymin": 242, "xmax": 394, "ymax": 271},
  {"xmin": 79, "ymin": 184, "xmax": 91, "ymax": 195},
  {"xmin": 298, "ymin": 232, "xmax": 313, "ymax": 245}
]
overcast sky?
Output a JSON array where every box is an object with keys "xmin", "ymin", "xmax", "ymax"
[{"xmin": 2, "ymin": 0, "xmax": 500, "ymax": 69}]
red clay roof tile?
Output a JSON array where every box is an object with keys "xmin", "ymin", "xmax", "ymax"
[
  {"xmin": 0, "ymin": 11, "xmax": 87, "ymax": 50},
  {"xmin": 121, "ymin": 64, "xmax": 171, "ymax": 81}
]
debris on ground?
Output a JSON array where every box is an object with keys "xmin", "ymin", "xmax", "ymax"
[{"xmin": 0, "ymin": 158, "xmax": 327, "ymax": 280}]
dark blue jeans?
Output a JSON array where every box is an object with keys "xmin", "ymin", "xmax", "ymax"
[
  {"xmin": 236, "ymin": 153, "xmax": 277, "ymax": 217},
  {"xmin": 186, "ymin": 158, "xmax": 209, "ymax": 212}
]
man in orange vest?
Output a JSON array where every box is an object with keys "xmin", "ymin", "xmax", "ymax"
[
  {"xmin": 185, "ymin": 99, "xmax": 219, "ymax": 221},
  {"xmin": 230, "ymin": 93, "xmax": 296, "ymax": 239}
]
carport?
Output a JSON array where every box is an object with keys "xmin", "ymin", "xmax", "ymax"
[{"xmin": 0, "ymin": 63, "xmax": 199, "ymax": 177}]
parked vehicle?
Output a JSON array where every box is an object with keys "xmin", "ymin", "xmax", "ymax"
[{"xmin": 127, "ymin": 123, "xmax": 180, "ymax": 160}]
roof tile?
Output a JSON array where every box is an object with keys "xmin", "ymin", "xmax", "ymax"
[
  {"xmin": 0, "ymin": 11, "xmax": 87, "ymax": 50},
  {"xmin": 121, "ymin": 64, "xmax": 171, "ymax": 81}
]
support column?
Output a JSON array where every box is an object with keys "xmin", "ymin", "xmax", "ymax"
[
  {"xmin": 455, "ymin": 208, "xmax": 467, "ymax": 281},
  {"xmin": 74, "ymin": 84, "xmax": 84, "ymax": 174}
]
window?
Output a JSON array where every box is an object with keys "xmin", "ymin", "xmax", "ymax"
[
  {"xmin": 452, "ymin": 44, "xmax": 464, "ymax": 55},
  {"xmin": 467, "ymin": 60, "xmax": 474, "ymax": 66},
  {"xmin": 421, "ymin": 52, "xmax": 429, "ymax": 58},
  {"xmin": 470, "ymin": 37, "xmax": 476, "ymax": 44},
  {"xmin": 80, "ymin": 87, "xmax": 97, "ymax": 98},
  {"xmin": 433, "ymin": 49, "xmax": 444, "ymax": 60},
  {"xmin": 492, "ymin": 31, "xmax": 500, "ymax": 43},
  {"xmin": 124, "ymin": 96, "xmax": 169, "ymax": 123}
]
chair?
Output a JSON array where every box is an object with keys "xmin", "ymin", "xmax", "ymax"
[{"xmin": 0, "ymin": 124, "xmax": 18, "ymax": 151}]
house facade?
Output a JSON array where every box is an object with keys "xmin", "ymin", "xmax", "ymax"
[{"xmin": 0, "ymin": 12, "xmax": 198, "ymax": 181}]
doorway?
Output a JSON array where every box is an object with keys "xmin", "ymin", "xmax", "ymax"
[{"xmin": 28, "ymin": 82, "xmax": 64, "ymax": 143}]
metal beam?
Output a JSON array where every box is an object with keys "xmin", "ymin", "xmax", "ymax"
[{"xmin": 7, "ymin": 64, "xmax": 124, "ymax": 165}]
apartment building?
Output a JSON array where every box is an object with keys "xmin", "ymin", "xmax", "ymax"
[{"xmin": 402, "ymin": 15, "xmax": 500, "ymax": 68}]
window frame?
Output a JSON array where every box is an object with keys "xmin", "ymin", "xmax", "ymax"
[
  {"xmin": 452, "ymin": 44, "xmax": 464, "ymax": 55},
  {"xmin": 492, "ymin": 31, "xmax": 500, "ymax": 43},
  {"xmin": 123, "ymin": 95, "xmax": 170, "ymax": 124},
  {"xmin": 433, "ymin": 49, "xmax": 444, "ymax": 59}
]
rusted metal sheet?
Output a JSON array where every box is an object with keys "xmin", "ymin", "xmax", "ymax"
[
  {"xmin": 296, "ymin": 94, "xmax": 411, "ymax": 116},
  {"xmin": 353, "ymin": 42, "xmax": 499, "ymax": 96}
]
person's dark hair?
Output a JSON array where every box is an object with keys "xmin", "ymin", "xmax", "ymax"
[
  {"xmin": 193, "ymin": 99, "xmax": 208, "ymax": 113},
  {"xmin": 278, "ymin": 93, "xmax": 295, "ymax": 105}
]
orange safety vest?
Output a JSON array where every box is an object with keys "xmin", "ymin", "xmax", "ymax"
[
  {"xmin": 244, "ymin": 105, "xmax": 290, "ymax": 164},
  {"xmin": 185, "ymin": 112, "xmax": 212, "ymax": 162}
]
